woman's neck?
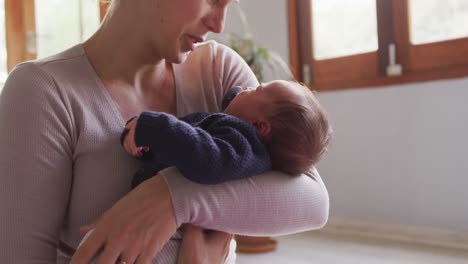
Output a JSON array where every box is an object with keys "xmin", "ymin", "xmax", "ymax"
[{"xmin": 82, "ymin": 16, "xmax": 164, "ymax": 88}]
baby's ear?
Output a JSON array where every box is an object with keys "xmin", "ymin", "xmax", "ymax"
[{"xmin": 253, "ymin": 120, "xmax": 271, "ymax": 141}]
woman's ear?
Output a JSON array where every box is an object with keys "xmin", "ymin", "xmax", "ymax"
[{"xmin": 253, "ymin": 120, "xmax": 271, "ymax": 141}]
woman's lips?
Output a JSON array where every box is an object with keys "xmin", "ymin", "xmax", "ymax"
[{"xmin": 186, "ymin": 35, "xmax": 205, "ymax": 51}]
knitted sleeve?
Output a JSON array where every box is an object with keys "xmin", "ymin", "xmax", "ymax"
[
  {"xmin": 134, "ymin": 111, "xmax": 271, "ymax": 184},
  {"xmin": 0, "ymin": 63, "xmax": 73, "ymax": 262}
]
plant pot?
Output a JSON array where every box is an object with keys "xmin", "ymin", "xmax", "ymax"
[{"xmin": 235, "ymin": 235, "xmax": 278, "ymax": 253}]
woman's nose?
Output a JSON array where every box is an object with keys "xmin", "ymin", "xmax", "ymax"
[{"xmin": 204, "ymin": 7, "xmax": 227, "ymax": 33}]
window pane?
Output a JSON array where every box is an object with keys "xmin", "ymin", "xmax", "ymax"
[
  {"xmin": 409, "ymin": 0, "xmax": 468, "ymax": 45},
  {"xmin": 0, "ymin": 0, "xmax": 7, "ymax": 86},
  {"xmin": 81, "ymin": 0, "xmax": 101, "ymax": 40},
  {"xmin": 35, "ymin": 0, "xmax": 100, "ymax": 58},
  {"xmin": 311, "ymin": 0, "xmax": 378, "ymax": 60}
]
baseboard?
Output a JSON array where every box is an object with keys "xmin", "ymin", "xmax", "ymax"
[{"xmin": 316, "ymin": 217, "xmax": 468, "ymax": 250}]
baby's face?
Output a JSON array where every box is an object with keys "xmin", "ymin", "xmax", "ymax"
[{"xmin": 224, "ymin": 80, "xmax": 305, "ymax": 123}]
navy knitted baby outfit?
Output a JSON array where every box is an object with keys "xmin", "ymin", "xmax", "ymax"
[{"xmin": 128, "ymin": 87, "xmax": 272, "ymax": 188}]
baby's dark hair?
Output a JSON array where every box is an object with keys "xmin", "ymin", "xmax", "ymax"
[{"xmin": 264, "ymin": 82, "xmax": 332, "ymax": 175}]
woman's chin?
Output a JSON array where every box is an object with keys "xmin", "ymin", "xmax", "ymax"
[{"xmin": 170, "ymin": 51, "xmax": 191, "ymax": 64}]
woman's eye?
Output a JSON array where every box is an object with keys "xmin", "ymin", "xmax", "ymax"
[
  {"xmin": 208, "ymin": 0, "xmax": 221, "ymax": 5},
  {"xmin": 208, "ymin": 0, "xmax": 238, "ymax": 7}
]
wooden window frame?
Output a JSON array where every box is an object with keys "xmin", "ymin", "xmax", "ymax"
[
  {"xmin": 100, "ymin": 1, "xmax": 110, "ymax": 21},
  {"xmin": 4, "ymin": 0, "xmax": 109, "ymax": 73},
  {"xmin": 288, "ymin": 0, "xmax": 468, "ymax": 91},
  {"xmin": 5, "ymin": 0, "xmax": 36, "ymax": 72}
]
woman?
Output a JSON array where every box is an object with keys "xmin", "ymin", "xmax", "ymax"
[{"xmin": 0, "ymin": 0, "xmax": 329, "ymax": 263}]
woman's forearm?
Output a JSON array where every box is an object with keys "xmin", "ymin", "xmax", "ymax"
[{"xmin": 160, "ymin": 167, "xmax": 329, "ymax": 236}]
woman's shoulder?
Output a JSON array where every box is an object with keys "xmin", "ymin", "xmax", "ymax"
[
  {"xmin": 4, "ymin": 60, "xmax": 57, "ymax": 98},
  {"xmin": 9, "ymin": 45, "xmax": 89, "ymax": 80},
  {"xmin": 2, "ymin": 45, "xmax": 103, "ymax": 113},
  {"xmin": 5, "ymin": 45, "xmax": 96, "ymax": 95}
]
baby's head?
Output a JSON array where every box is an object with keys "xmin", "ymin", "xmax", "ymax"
[{"xmin": 224, "ymin": 80, "xmax": 332, "ymax": 175}]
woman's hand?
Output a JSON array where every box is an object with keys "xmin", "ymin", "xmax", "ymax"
[
  {"xmin": 71, "ymin": 176, "xmax": 177, "ymax": 264},
  {"xmin": 177, "ymin": 224, "xmax": 233, "ymax": 264}
]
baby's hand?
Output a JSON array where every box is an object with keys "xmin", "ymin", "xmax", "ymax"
[{"xmin": 123, "ymin": 117, "xmax": 149, "ymax": 157}]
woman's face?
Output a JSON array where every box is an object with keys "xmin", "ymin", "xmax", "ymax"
[{"xmin": 137, "ymin": 0, "xmax": 238, "ymax": 63}]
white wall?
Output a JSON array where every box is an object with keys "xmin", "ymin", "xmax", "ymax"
[
  {"xmin": 225, "ymin": 0, "xmax": 468, "ymax": 231},
  {"xmin": 224, "ymin": 1, "xmax": 289, "ymax": 60}
]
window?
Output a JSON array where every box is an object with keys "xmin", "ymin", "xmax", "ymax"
[
  {"xmin": 289, "ymin": 0, "xmax": 468, "ymax": 91},
  {"xmin": 0, "ymin": 0, "xmax": 7, "ymax": 85},
  {"xmin": 312, "ymin": 0, "xmax": 378, "ymax": 60},
  {"xmin": 402, "ymin": 0, "xmax": 468, "ymax": 73},
  {"xmin": 35, "ymin": 0, "xmax": 99, "ymax": 58},
  {"xmin": 409, "ymin": 0, "xmax": 468, "ymax": 45},
  {"xmin": 2, "ymin": 0, "xmax": 104, "ymax": 74}
]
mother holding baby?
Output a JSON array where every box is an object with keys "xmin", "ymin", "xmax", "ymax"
[{"xmin": 0, "ymin": 0, "xmax": 329, "ymax": 263}]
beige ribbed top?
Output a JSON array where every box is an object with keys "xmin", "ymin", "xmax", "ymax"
[{"xmin": 0, "ymin": 41, "xmax": 329, "ymax": 263}]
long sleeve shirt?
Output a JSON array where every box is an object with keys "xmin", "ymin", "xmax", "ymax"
[{"xmin": 0, "ymin": 41, "xmax": 329, "ymax": 264}]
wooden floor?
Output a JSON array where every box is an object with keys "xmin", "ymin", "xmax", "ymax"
[{"xmin": 236, "ymin": 231, "xmax": 468, "ymax": 264}]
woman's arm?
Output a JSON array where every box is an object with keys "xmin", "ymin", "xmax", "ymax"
[
  {"xmin": 70, "ymin": 168, "xmax": 328, "ymax": 263},
  {"xmin": 188, "ymin": 42, "xmax": 329, "ymax": 235},
  {"xmin": 161, "ymin": 167, "xmax": 329, "ymax": 236},
  {"xmin": 0, "ymin": 63, "xmax": 73, "ymax": 262}
]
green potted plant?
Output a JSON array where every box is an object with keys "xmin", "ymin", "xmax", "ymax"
[{"xmin": 219, "ymin": 6, "xmax": 293, "ymax": 83}]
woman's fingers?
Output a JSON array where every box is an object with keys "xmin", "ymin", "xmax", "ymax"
[
  {"xmin": 137, "ymin": 213, "xmax": 180, "ymax": 263},
  {"xmin": 136, "ymin": 235, "xmax": 166, "ymax": 264},
  {"xmin": 71, "ymin": 176, "xmax": 177, "ymax": 264},
  {"xmin": 96, "ymin": 241, "xmax": 122, "ymax": 264},
  {"xmin": 205, "ymin": 229, "xmax": 233, "ymax": 261},
  {"xmin": 79, "ymin": 215, "xmax": 102, "ymax": 235},
  {"xmin": 118, "ymin": 232, "xmax": 146, "ymax": 264},
  {"xmin": 177, "ymin": 224, "xmax": 233, "ymax": 264},
  {"xmin": 70, "ymin": 229, "xmax": 106, "ymax": 264},
  {"xmin": 79, "ymin": 223, "xmax": 95, "ymax": 235},
  {"xmin": 177, "ymin": 225, "xmax": 203, "ymax": 264},
  {"xmin": 119, "ymin": 242, "xmax": 142, "ymax": 264},
  {"xmin": 206, "ymin": 229, "xmax": 233, "ymax": 245},
  {"xmin": 183, "ymin": 224, "xmax": 203, "ymax": 240}
]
